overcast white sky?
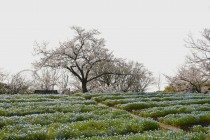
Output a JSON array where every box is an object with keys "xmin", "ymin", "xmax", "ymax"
[{"xmin": 0, "ymin": 0, "xmax": 210, "ymax": 90}]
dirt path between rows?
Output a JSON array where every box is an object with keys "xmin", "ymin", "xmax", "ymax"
[{"xmin": 97, "ymin": 103, "xmax": 182, "ymax": 132}]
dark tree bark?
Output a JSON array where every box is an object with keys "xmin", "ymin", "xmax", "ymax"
[{"xmin": 81, "ymin": 80, "xmax": 88, "ymax": 93}]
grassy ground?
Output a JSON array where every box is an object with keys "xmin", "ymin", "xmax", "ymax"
[{"xmin": 0, "ymin": 93, "xmax": 209, "ymax": 139}]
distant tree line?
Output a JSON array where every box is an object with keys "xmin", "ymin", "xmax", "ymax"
[
  {"xmin": 164, "ymin": 29, "xmax": 210, "ymax": 93},
  {"xmin": 0, "ymin": 26, "xmax": 154, "ymax": 94},
  {"xmin": 3, "ymin": 27, "xmax": 209, "ymax": 94}
]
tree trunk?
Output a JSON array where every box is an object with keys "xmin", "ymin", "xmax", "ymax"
[{"xmin": 82, "ymin": 80, "xmax": 88, "ymax": 93}]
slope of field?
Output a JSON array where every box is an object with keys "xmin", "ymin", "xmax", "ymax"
[
  {"xmin": 0, "ymin": 93, "xmax": 209, "ymax": 139},
  {"xmin": 81, "ymin": 92, "xmax": 210, "ymax": 139}
]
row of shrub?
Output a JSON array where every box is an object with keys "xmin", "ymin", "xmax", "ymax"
[
  {"xmin": 133, "ymin": 104, "xmax": 210, "ymax": 118},
  {"xmin": 0, "ymin": 119, "xmax": 159, "ymax": 139},
  {"xmin": 0, "ymin": 109, "xmax": 131, "ymax": 128},
  {"xmin": 158, "ymin": 111, "xmax": 210, "ymax": 129},
  {"xmin": 85, "ymin": 92, "xmax": 210, "ymax": 102},
  {"xmin": 79, "ymin": 130, "xmax": 207, "ymax": 140}
]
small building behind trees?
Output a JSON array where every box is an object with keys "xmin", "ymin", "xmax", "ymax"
[{"xmin": 34, "ymin": 90, "xmax": 59, "ymax": 94}]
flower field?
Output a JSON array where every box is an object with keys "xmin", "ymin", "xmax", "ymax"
[
  {"xmin": 0, "ymin": 93, "xmax": 209, "ymax": 139},
  {"xmin": 82, "ymin": 92, "xmax": 210, "ymax": 139}
]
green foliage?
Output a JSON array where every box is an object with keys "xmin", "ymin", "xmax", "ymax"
[
  {"xmin": 78, "ymin": 130, "xmax": 206, "ymax": 140},
  {"xmin": 117, "ymin": 102, "xmax": 156, "ymax": 111},
  {"xmin": 134, "ymin": 104, "xmax": 210, "ymax": 118},
  {"xmin": 0, "ymin": 93, "xmax": 209, "ymax": 139},
  {"xmin": 158, "ymin": 112, "xmax": 210, "ymax": 128},
  {"xmin": 190, "ymin": 125, "xmax": 210, "ymax": 133},
  {"xmin": 88, "ymin": 92, "xmax": 210, "ymax": 138},
  {"xmin": 164, "ymin": 86, "xmax": 176, "ymax": 93},
  {"xmin": 0, "ymin": 82, "xmax": 9, "ymax": 94},
  {"xmin": 0, "ymin": 94, "xmax": 160, "ymax": 139}
]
